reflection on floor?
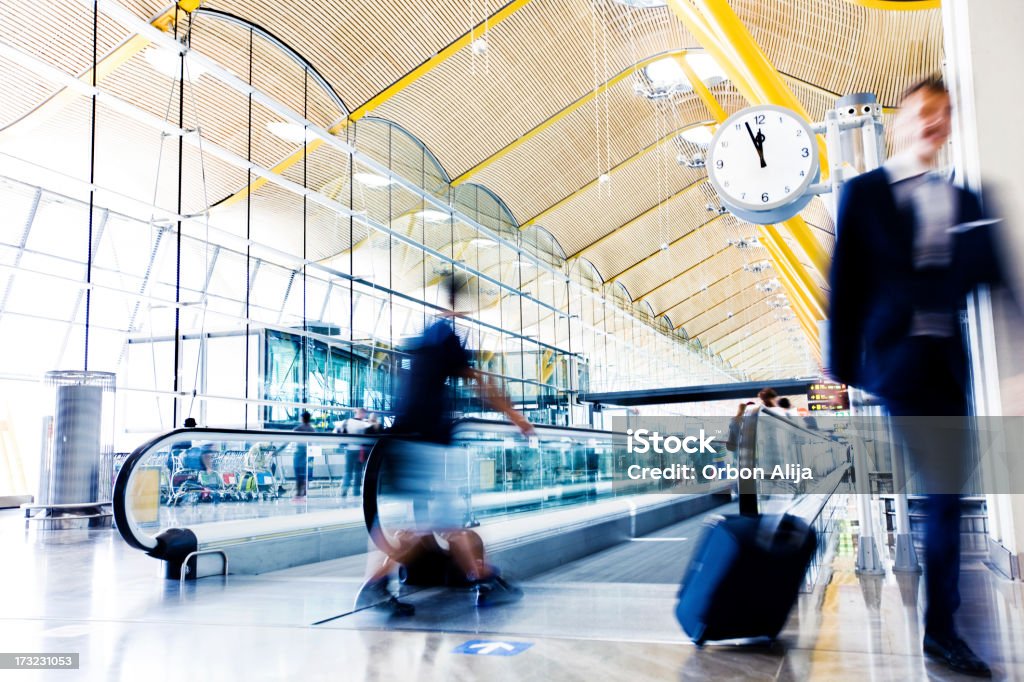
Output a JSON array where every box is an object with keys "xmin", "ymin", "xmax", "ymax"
[{"xmin": 2, "ymin": 505, "xmax": 1022, "ymax": 681}]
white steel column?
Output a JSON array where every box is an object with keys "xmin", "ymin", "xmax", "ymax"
[{"xmin": 944, "ymin": 0, "xmax": 1024, "ymax": 580}]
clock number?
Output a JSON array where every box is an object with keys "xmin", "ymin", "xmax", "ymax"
[
  {"xmin": 761, "ymin": 193, "xmax": 769, "ymax": 203},
  {"xmin": 784, "ymin": 186, "xmax": 791, "ymax": 194},
  {"xmin": 800, "ymin": 170, "xmax": 805, "ymax": 177},
  {"xmin": 734, "ymin": 123, "xmax": 742, "ymax": 130},
  {"xmin": 801, "ymin": 147, "xmax": 810, "ymax": 157},
  {"xmin": 796, "ymin": 129, "xmax": 803, "ymax": 137},
  {"xmin": 754, "ymin": 114, "xmax": 765, "ymax": 125},
  {"xmin": 741, "ymin": 193, "xmax": 746, "ymax": 199},
  {"xmin": 721, "ymin": 140, "xmax": 729, "ymax": 148},
  {"xmin": 715, "ymin": 160, "xmax": 724, "ymax": 170}
]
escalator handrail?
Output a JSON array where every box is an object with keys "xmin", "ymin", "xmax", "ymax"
[
  {"xmin": 112, "ymin": 427, "xmax": 382, "ymax": 552},
  {"xmin": 361, "ymin": 419, "xmax": 627, "ymax": 555},
  {"xmin": 738, "ymin": 405, "xmax": 850, "ymax": 517},
  {"xmin": 114, "ymin": 419, "xmax": 611, "ymax": 556}
]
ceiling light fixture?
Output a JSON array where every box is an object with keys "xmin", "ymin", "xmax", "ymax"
[
  {"xmin": 636, "ymin": 57, "xmax": 690, "ymax": 100},
  {"xmin": 416, "ymin": 209, "xmax": 450, "ymax": 222},
  {"xmin": 353, "ymin": 171, "xmax": 394, "ymax": 188},
  {"xmin": 742, "ymin": 260, "xmax": 772, "ymax": 274},
  {"xmin": 265, "ymin": 121, "xmax": 310, "ymax": 145},
  {"xmin": 144, "ymin": 46, "xmax": 207, "ymax": 81},
  {"xmin": 470, "ymin": 38, "xmax": 489, "ymax": 55},
  {"xmin": 678, "ymin": 125, "xmax": 714, "ymax": 147}
]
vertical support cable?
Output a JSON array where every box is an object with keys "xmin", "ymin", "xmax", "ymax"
[
  {"xmin": 243, "ymin": 28, "xmax": 253, "ymax": 427},
  {"xmin": 387, "ymin": 117, "xmax": 394, "ymax": 410},
  {"xmin": 85, "ymin": 0, "xmax": 99, "ymax": 371},
  {"xmin": 301, "ymin": 69, "xmax": 309, "ymax": 410},
  {"xmin": 348, "ymin": 123, "xmax": 355, "ymax": 409},
  {"xmin": 172, "ymin": 5, "xmax": 185, "ymax": 425}
]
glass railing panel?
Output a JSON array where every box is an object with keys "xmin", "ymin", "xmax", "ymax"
[
  {"xmin": 114, "ymin": 429, "xmax": 378, "ymax": 550},
  {"xmin": 748, "ymin": 408, "xmax": 852, "ymax": 515}
]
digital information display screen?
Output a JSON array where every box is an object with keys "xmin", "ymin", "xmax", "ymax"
[{"xmin": 807, "ymin": 382, "xmax": 849, "ymax": 412}]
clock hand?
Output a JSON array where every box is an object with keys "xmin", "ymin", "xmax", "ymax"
[
  {"xmin": 754, "ymin": 128, "xmax": 767, "ymax": 168},
  {"xmin": 745, "ymin": 122, "xmax": 768, "ymax": 168}
]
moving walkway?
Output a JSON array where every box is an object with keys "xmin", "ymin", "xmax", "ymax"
[{"xmin": 112, "ymin": 410, "xmax": 851, "ymax": 586}]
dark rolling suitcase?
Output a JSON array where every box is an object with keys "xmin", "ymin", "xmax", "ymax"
[{"xmin": 676, "ymin": 513, "xmax": 817, "ymax": 646}]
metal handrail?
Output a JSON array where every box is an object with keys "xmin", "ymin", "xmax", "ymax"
[
  {"xmin": 112, "ymin": 427, "xmax": 383, "ymax": 552},
  {"xmin": 738, "ymin": 405, "xmax": 850, "ymax": 516},
  {"xmin": 179, "ymin": 549, "xmax": 229, "ymax": 585}
]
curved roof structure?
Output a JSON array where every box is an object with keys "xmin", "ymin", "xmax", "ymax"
[{"xmin": 0, "ymin": 0, "xmax": 944, "ymax": 378}]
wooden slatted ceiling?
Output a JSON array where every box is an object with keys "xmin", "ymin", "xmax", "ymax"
[
  {"xmin": 616, "ymin": 214, "xmax": 737, "ymax": 302},
  {"xmin": 0, "ymin": 0, "xmax": 132, "ymax": 76},
  {"xmin": 638, "ymin": 244, "xmax": 737, "ymax": 313},
  {"xmin": 202, "ymin": 0, "xmax": 476, "ymax": 109},
  {"xmin": 582, "ymin": 181, "xmax": 720, "ymax": 280},
  {"xmin": 374, "ymin": 0, "xmax": 694, "ymax": 179},
  {"xmin": 736, "ymin": 0, "xmax": 943, "ymax": 107},
  {"xmin": 464, "ymin": 83, "xmax": 711, "ymax": 227},
  {"xmin": 663, "ymin": 268, "xmax": 769, "ymax": 325},
  {"xmin": 0, "ymin": 55, "xmax": 62, "ymax": 130},
  {"xmin": 529, "ymin": 138, "xmax": 708, "ymax": 256}
]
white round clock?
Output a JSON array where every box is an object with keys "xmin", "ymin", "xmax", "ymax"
[{"xmin": 706, "ymin": 104, "xmax": 819, "ymax": 224}]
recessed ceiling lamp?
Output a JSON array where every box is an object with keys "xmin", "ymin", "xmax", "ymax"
[
  {"xmin": 469, "ymin": 238, "xmax": 498, "ymax": 248},
  {"xmin": 416, "ymin": 209, "xmax": 450, "ymax": 222},
  {"xmin": 265, "ymin": 121, "xmax": 310, "ymax": 145},
  {"xmin": 728, "ymin": 236, "xmax": 763, "ymax": 249},
  {"xmin": 678, "ymin": 125, "xmax": 714, "ymax": 148},
  {"xmin": 686, "ymin": 53, "xmax": 728, "ymax": 88},
  {"xmin": 636, "ymin": 57, "xmax": 690, "ymax": 99},
  {"xmin": 144, "ymin": 46, "xmax": 207, "ymax": 81},
  {"xmin": 742, "ymin": 260, "xmax": 772, "ymax": 273},
  {"xmin": 353, "ymin": 171, "xmax": 394, "ymax": 188}
]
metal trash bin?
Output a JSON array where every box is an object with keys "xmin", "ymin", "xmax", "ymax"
[{"xmin": 24, "ymin": 371, "xmax": 116, "ymax": 529}]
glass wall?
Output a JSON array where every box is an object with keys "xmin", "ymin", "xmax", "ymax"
[{"xmin": 0, "ymin": 6, "xmax": 744, "ymax": 496}]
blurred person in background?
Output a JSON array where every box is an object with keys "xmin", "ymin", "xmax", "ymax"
[
  {"xmin": 361, "ymin": 272, "xmax": 534, "ymax": 614},
  {"xmin": 758, "ymin": 387, "xmax": 778, "ymax": 409},
  {"xmin": 292, "ymin": 410, "xmax": 315, "ymax": 502}
]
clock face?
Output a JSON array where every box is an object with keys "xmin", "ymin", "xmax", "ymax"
[{"xmin": 707, "ymin": 105, "xmax": 819, "ymax": 214}]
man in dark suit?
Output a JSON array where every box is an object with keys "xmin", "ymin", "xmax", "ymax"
[{"xmin": 829, "ymin": 76, "xmax": 997, "ymax": 677}]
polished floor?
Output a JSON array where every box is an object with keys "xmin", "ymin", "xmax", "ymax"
[{"xmin": 2, "ymin": 504, "xmax": 1022, "ymax": 681}]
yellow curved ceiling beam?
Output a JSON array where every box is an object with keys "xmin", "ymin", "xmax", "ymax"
[
  {"xmin": 843, "ymin": 0, "xmax": 939, "ymax": 10},
  {"xmin": 454, "ymin": 49, "xmax": 692, "ymax": 186},
  {"xmin": 666, "ymin": 0, "xmax": 829, "ymax": 356},
  {"xmin": 0, "ymin": 0, "xmax": 200, "ymax": 143},
  {"xmin": 673, "ymin": 54, "xmax": 728, "ymax": 123}
]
